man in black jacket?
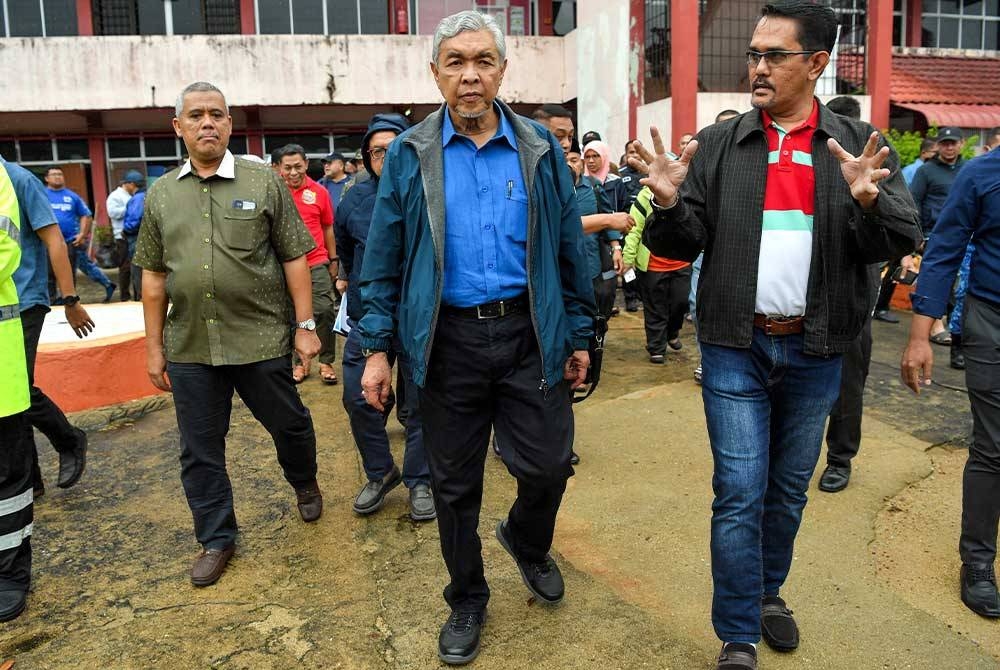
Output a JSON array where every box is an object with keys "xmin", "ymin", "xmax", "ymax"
[{"xmin": 633, "ymin": 3, "xmax": 921, "ymax": 668}]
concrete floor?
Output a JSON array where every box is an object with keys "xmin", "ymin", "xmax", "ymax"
[{"xmin": 2, "ymin": 290, "xmax": 997, "ymax": 669}]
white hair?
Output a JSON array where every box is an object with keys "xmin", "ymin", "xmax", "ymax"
[
  {"xmin": 174, "ymin": 81, "xmax": 229, "ymax": 118},
  {"xmin": 431, "ymin": 11, "xmax": 506, "ymax": 64}
]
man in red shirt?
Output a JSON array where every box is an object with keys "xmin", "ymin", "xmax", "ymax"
[{"xmin": 277, "ymin": 144, "xmax": 339, "ymax": 384}]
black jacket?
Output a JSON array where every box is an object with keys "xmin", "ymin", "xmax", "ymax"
[
  {"xmin": 910, "ymin": 156, "xmax": 967, "ymax": 236},
  {"xmin": 643, "ymin": 101, "xmax": 921, "ymax": 356}
]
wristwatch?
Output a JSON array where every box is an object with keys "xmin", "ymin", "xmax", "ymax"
[
  {"xmin": 296, "ymin": 318, "xmax": 317, "ymax": 331},
  {"xmin": 361, "ymin": 348, "xmax": 384, "ymax": 358},
  {"xmin": 63, "ymin": 295, "xmax": 81, "ymax": 307}
]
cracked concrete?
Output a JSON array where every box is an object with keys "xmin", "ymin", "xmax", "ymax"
[{"xmin": 1, "ymin": 309, "xmax": 996, "ymax": 669}]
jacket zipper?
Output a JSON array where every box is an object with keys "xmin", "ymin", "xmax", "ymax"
[{"xmin": 525, "ymin": 149, "xmax": 549, "ymax": 397}]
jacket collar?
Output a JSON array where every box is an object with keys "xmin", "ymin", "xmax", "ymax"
[
  {"xmin": 407, "ymin": 98, "xmax": 549, "ymax": 158},
  {"xmin": 735, "ymin": 98, "xmax": 848, "ymax": 145}
]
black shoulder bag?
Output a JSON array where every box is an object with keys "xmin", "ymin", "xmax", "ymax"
[{"xmin": 572, "ymin": 315, "xmax": 608, "ymax": 403}]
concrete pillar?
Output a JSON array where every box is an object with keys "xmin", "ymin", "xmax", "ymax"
[
  {"xmin": 88, "ymin": 137, "xmax": 109, "ymax": 226},
  {"xmin": 538, "ymin": 0, "xmax": 553, "ymax": 36},
  {"xmin": 240, "ymin": 0, "xmax": 255, "ymax": 34},
  {"xmin": 670, "ymin": 0, "xmax": 698, "ymax": 152},
  {"xmin": 76, "ymin": 0, "xmax": 93, "ymax": 35},
  {"xmin": 867, "ymin": 0, "xmax": 893, "ymax": 130},
  {"xmin": 906, "ymin": 0, "xmax": 922, "ymax": 47}
]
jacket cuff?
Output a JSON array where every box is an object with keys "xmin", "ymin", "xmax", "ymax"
[
  {"xmin": 571, "ymin": 337, "xmax": 591, "ymax": 351},
  {"xmin": 358, "ymin": 335, "xmax": 393, "ymax": 352},
  {"xmin": 909, "ymin": 293, "xmax": 948, "ymax": 319}
]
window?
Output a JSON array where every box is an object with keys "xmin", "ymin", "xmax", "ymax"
[
  {"xmin": 93, "ymin": 0, "xmax": 239, "ymax": 36},
  {"xmin": 3, "ymin": 0, "xmax": 78, "ymax": 36},
  {"xmin": 922, "ymin": 0, "xmax": 1000, "ymax": 50},
  {"xmin": 264, "ymin": 134, "xmax": 331, "ymax": 156},
  {"xmin": 0, "ymin": 137, "xmax": 90, "ymax": 164},
  {"xmin": 257, "ymin": 0, "xmax": 389, "ymax": 34}
]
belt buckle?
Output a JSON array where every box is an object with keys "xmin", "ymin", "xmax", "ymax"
[
  {"xmin": 763, "ymin": 319, "xmax": 775, "ymax": 336},
  {"xmin": 476, "ymin": 302, "xmax": 502, "ymax": 320}
]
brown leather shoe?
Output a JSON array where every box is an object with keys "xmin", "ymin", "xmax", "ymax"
[
  {"xmin": 295, "ymin": 480, "xmax": 323, "ymax": 522},
  {"xmin": 190, "ymin": 546, "xmax": 235, "ymax": 587}
]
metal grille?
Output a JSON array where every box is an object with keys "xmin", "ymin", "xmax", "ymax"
[
  {"xmin": 204, "ymin": 0, "xmax": 241, "ymax": 34},
  {"xmin": 644, "ymin": 0, "xmax": 868, "ymax": 103},
  {"xmin": 93, "ymin": 0, "xmax": 139, "ymax": 35}
]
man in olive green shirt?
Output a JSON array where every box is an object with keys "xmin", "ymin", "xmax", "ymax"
[{"xmin": 134, "ymin": 82, "xmax": 324, "ymax": 588}]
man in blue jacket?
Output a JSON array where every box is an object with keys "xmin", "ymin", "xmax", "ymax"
[
  {"xmin": 335, "ymin": 112, "xmax": 434, "ymax": 523},
  {"xmin": 356, "ymin": 10, "xmax": 594, "ymax": 665}
]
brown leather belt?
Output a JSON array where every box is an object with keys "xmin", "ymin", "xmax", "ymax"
[{"xmin": 753, "ymin": 313, "xmax": 805, "ymax": 335}]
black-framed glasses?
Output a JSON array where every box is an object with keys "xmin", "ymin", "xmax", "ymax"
[
  {"xmin": 746, "ymin": 49, "xmax": 819, "ymax": 67},
  {"xmin": 367, "ymin": 147, "xmax": 387, "ymax": 159}
]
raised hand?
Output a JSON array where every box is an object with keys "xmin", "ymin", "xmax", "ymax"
[
  {"xmin": 630, "ymin": 127, "xmax": 698, "ymax": 207},
  {"xmin": 827, "ymin": 131, "xmax": 891, "ymax": 210}
]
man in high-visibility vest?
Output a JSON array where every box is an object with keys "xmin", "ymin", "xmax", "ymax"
[{"xmin": 0, "ymin": 162, "xmax": 33, "ymax": 622}]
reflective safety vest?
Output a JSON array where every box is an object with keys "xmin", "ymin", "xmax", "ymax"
[{"xmin": 0, "ymin": 163, "xmax": 28, "ymax": 418}]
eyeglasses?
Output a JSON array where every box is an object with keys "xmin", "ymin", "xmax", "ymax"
[
  {"xmin": 367, "ymin": 147, "xmax": 387, "ymax": 159},
  {"xmin": 746, "ymin": 50, "xmax": 818, "ymax": 67}
]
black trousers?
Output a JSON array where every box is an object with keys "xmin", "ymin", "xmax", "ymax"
[
  {"xmin": 21, "ymin": 305, "xmax": 81, "ymax": 485},
  {"xmin": 0, "ymin": 412, "xmax": 33, "ymax": 592},
  {"xmin": 115, "ymin": 237, "xmax": 131, "ymax": 300},
  {"xmin": 875, "ymin": 257, "xmax": 903, "ymax": 312},
  {"xmin": 166, "ymin": 355, "xmax": 317, "ymax": 550},
  {"xmin": 825, "ymin": 318, "xmax": 873, "ymax": 468},
  {"xmin": 637, "ymin": 267, "xmax": 692, "ymax": 355},
  {"xmin": 960, "ymin": 295, "xmax": 1000, "ymax": 565},
  {"xmin": 419, "ymin": 310, "xmax": 574, "ymax": 611}
]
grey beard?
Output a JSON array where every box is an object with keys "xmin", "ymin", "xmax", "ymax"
[{"xmin": 457, "ymin": 107, "xmax": 489, "ymax": 120}]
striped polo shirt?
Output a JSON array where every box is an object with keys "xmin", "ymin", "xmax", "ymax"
[{"xmin": 755, "ymin": 102, "xmax": 819, "ymax": 316}]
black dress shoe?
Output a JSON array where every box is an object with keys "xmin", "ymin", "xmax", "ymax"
[
  {"xmin": 496, "ymin": 519, "xmax": 564, "ymax": 603},
  {"xmin": 0, "ymin": 589, "xmax": 27, "ymax": 622},
  {"xmin": 961, "ymin": 563, "xmax": 1000, "ymax": 618},
  {"xmin": 761, "ymin": 595, "xmax": 799, "ymax": 651},
  {"xmin": 818, "ymin": 464, "xmax": 851, "ymax": 493},
  {"xmin": 951, "ymin": 335, "xmax": 966, "ymax": 370},
  {"xmin": 625, "ymin": 298, "xmax": 640, "ymax": 312},
  {"xmin": 874, "ymin": 309, "xmax": 900, "ymax": 323},
  {"xmin": 352, "ymin": 466, "xmax": 402, "ymax": 515},
  {"xmin": 570, "ymin": 451, "xmax": 580, "ymax": 465},
  {"xmin": 57, "ymin": 428, "xmax": 88, "ymax": 489},
  {"xmin": 716, "ymin": 642, "xmax": 758, "ymax": 669},
  {"xmin": 438, "ymin": 609, "xmax": 486, "ymax": 665}
]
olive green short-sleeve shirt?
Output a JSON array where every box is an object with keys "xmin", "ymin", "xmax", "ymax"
[{"xmin": 134, "ymin": 152, "xmax": 316, "ymax": 366}]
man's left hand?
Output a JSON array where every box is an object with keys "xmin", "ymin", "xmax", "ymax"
[
  {"xmin": 564, "ymin": 349, "xmax": 590, "ymax": 390},
  {"xmin": 71, "ymin": 233, "xmax": 86, "ymax": 248},
  {"xmin": 611, "ymin": 247, "xmax": 625, "ymax": 274},
  {"xmin": 827, "ymin": 131, "xmax": 891, "ymax": 210},
  {"xmin": 294, "ymin": 329, "xmax": 321, "ymax": 362},
  {"xmin": 65, "ymin": 303, "xmax": 95, "ymax": 338}
]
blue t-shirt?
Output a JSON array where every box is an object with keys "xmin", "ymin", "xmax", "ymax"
[
  {"xmin": 46, "ymin": 186, "xmax": 92, "ymax": 240},
  {"xmin": 6, "ymin": 159, "xmax": 59, "ymax": 310},
  {"xmin": 441, "ymin": 107, "xmax": 529, "ymax": 308}
]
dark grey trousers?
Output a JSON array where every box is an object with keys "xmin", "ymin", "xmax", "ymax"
[
  {"xmin": 825, "ymin": 318, "xmax": 873, "ymax": 468},
  {"xmin": 960, "ymin": 295, "xmax": 1000, "ymax": 565}
]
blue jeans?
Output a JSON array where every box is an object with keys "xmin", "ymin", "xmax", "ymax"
[
  {"xmin": 69, "ymin": 244, "xmax": 112, "ymax": 289},
  {"xmin": 701, "ymin": 330, "xmax": 842, "ymax": 643},
  {"xmin": 341, "ymin": 327, "xmax": 429, "ymax": 488},
  {"xmin": 689, "ymin": 253, "xmax": 703, "ymax": 353}
]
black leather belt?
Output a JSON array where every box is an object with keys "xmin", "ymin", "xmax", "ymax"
[
  {"xmin": 753, "ymin": 313, "xmax": 805, "ymax": 335},
  {"xmin": 442, "ymin": 294, "xmax": 529, "ymax": 320}
]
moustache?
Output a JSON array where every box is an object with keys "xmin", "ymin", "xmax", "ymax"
[{"xmin": 753, "ymin": 80, "xmax": 774, "ymax": 90}]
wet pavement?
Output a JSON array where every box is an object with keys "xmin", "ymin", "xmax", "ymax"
[{"xmin": 2, "ymin": 285, "xmax": 996, "ymax": 669}]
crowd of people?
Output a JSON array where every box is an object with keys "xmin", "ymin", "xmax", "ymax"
[{"xmin": 1, "ymin": 2, "xmax": 999, "ymax": 668}]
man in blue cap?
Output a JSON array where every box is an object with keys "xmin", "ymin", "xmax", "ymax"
[
  {"xmin": 106, "ymin": 169, "xmax": 145, "ymax": 301},
  {"xmin": 318, "ymin": 151, "xmax": 350, "ymax": 206}
]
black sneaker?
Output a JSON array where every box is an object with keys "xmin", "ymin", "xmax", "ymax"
[
  {"xmin": 103, "ymin": 283, "xmax": 117, "ymax": 303},
  {"xmin": 961, "ymin": 563, "xmax": 1000, "ymax": 618},
  {"xmin": 57, "ymin": 427, "xmax": 88, "ymax": 488},
  {"xmin": 495, "ymin": 518, "xmax": 564, "ymax": 603},
  {"xmin": 438, "ymin": 609, "xmax": 486, "ymax": 665},
  {"xmin": 760, "ymin": 595, "xmax": 799, "ymax": 651}
]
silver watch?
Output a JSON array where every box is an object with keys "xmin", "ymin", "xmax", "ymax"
[{"xmin": 296, "ymin": 318, "xmax": 317, "ymax": 331}]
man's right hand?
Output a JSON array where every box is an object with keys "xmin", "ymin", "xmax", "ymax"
[
  {"xmin": 65, "ymin": 303, "xmax": 95, "ymax": 338},
  {"xmin": 609, "ymin": 213, "xmax": 635, "ymax": 233},
  {"xmin": 147, "ymin": 346, "xmax": 172, "ymax": 392},
  {"xmin": 71, "ymin": 233, "xmax": 86, "ymax": 248},
  {"xmin": 631, "ymin": 127, "xmax": 699, "ymax": 207},
  {"xmin": 361, "ymin": 352, "xmax": 392, "ymax": 411},
  {"xmin": 901, "ymin": 314, "xmax": 936, "ymax": 394},
  {"xmin": 335, "ymin": 279, "xmax": 348, "ymax": 295}
]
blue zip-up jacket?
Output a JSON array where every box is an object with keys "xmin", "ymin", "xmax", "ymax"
[
  {"xmin": 335, "ymin": 176, "xmax": 379, "ymax": 323},
  {"xmin": 357, "ymin": 100, "xmax": 596, "ymax": 389},
  {"xmin": 910, "ymin": 156, "xmax": 966, "ymax": 236}
]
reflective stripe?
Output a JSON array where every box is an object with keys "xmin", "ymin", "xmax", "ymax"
[
  {"xmin": 0, "ymin": 488, "xmax": 32, "ymax": 516},
  {"xmin": 0, "ymin": 214, "xmax": 18, "ymax": 244},
  {"xmin": 0, "ymin": 522, "xmax": 33, "ymax": 552},
  {"xmin": 0, "ymin": 303, "xmax": 19, "ymax": 322}
]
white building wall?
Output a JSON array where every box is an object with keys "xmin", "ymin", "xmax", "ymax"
[
  {"xmin": 575, "ymin": 0, "xmax": 630, "ymax": 156},
  {"xmin": 0, "ymin": 34, "xmax": 570, "ymax": 113}
]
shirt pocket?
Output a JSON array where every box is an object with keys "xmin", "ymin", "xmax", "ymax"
[
  {"xmin": 504, "ymin": 181, "xmax": 529, "ymax": 244},
  {"xmin": 221, "ymin": 208, "xmax": 266, "ymax": 251}
]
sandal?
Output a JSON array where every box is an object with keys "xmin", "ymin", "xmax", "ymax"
[
  {"xmin": 292, "ymin": 364, "xmax": 309, "ymax": 384},
  {"xmin": 930, "ymin": 331, "xmax": 952, "ymax": 346},
  {"xmin": 319, "ymin": 364, "xmax": 339, "ymax": 386}
]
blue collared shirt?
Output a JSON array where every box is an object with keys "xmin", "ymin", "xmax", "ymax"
[
  {"xmin": 901, "ymin": 158, "xmax": 923, "ymax": 186},
  {"xmin": 5, "ymin": 158, "xmax": 59, "ymax": 310},
  {"xmin": 911, "ymin": 150, "xmax": 1000, "ymax": 317},
  {"xmin": 441, "ymin": 107, "xmax": 528, "ymax": 307}
]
